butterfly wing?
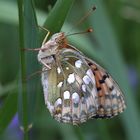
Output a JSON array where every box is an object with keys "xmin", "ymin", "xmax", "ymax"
[
  {"xmin": 62, "ymin": 44, "xmax": 126, "ymax": 119},
  {"xmin": 41, "ymin": 45, "xmax": 126, "ymax": 125},
  {"xmin": 42, "ymin": 47, "xmax": 99, "ymax": 124},
  {"xmin": 85, "ymin": 58, "xmax": 126, "ymax": 118}
]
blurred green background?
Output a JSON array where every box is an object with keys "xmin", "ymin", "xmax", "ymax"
[{"xmin": 0, "ymin": 0, "xmax": 140, "ymax": 140}]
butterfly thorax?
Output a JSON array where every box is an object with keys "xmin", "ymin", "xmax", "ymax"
[{"xmin": 37, "ymin": 32, "xmax": 67, "ymax": 69}]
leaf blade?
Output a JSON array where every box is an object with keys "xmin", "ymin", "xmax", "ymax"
[
  {"xmin": 0, "ymin": 91, "xmax": 18, "ymax": 134},
  {"xmin": 17, "ymin": 0, "xmax": 38, "ymax": 134}
]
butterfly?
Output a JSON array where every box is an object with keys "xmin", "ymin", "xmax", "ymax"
[{"xmin": 37, "ymin": 30, "xmax": 126, "ymax": 125}]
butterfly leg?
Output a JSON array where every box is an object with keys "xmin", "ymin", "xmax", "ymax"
[
  {"xmin": 40, "ymin": 59, "xmax": 51, "ymax": 70},
  {"xmin": 26, "ymin": 70, "xmax": 43, "ymax": 81},
  {"xmin": 26, "ymin": 68, "xmax": 48, "ymax": 81},
  {"xmin": 22, "ymin": 48, "xmax": 42, "ymax": 51},
  {"xmin": 22, "ymin": 26, "xmax": 50, "ymax": 51},
  {"xmin": 22, "ymin": 47, "xmax": 50, "ymax": 52},
  {"xmin": 38, "ymin": 26, "xmax": 50, "ymax": 45}
]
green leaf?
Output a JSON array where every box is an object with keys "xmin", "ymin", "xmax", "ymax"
[
  {"xmin": 0, "ymin": 82, "xmax": 17, "ymax": 97},
  {"xmin": 0, "ymin": 91, "xmax": 18, "ymax": 134},
  {"xmin": 17, "ymin": 0, "xmax": 38, "ymax": 135},
  {"xmin": 0, "ymin": 0, "xmax": 46, "ymax": 26},
  {"xmin": 40, "ymin": 0, "xmax": 75, "ymax": 39},
  {"xmin": 0, "ymin": 1, "xmax": 18, "ymax": 24}
]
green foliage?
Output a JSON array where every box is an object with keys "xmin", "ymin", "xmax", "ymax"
[
  {"xmin": 0, "ymin": 89, "xmax": 17, "ymax": 133},
  {"xmin": 17, "ymin": 1, "xmax": 39, "ymax": 140},
  {"xmin": 0, "ymin": 0, "xmax": 140, "ymax": 140}
]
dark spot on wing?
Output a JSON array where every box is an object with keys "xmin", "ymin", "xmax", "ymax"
[{"xmin": 97, "ymin": 87, "xmax": 101, "ymax": 91}]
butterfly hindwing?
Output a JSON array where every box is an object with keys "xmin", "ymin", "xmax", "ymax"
[
  {"xmin": 42, "ymin": 47, "xmax": 99, "ymax": 124},
  {"xmin": 59, "ymin": 49, "xmax": 98, "ymax": 124}
]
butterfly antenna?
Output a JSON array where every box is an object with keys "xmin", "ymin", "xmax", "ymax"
[
  {"xmin": 66, "ymin": 28, "xmax": 93, "ymax": 37},
  {"xmin": 68, "ymin": 5, "xmax": 96, "ymax": 34}
]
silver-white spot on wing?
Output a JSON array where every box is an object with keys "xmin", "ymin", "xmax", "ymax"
[
  {"xmin": 67, "ymin": 73, "xmax": 75, "ymax": 84},
  {"xmin": 83, "ymin": 75, "xmax": 91, "ymax": 85},
  {"xmin": 55, "ymin": 98, "xmax": 62, "ymax": 106},
  {"xmin": 72, "ymin": 92, "xmax": 80, "ymax": 104},
  {"xmin": 57, "ymin": 81, "xmax": 63, "ymax": 88},
  {"xmin": 86, "ymin": 69, "xmax": 95, "ymax": 85},
  {"xmin": 63, "ymin": 91, "xmax": 70, "ymax": 99},
  {"xmin": 82, "ymin": 84, "xmax": 86, "ymax": 92},
  {"xmin": 75, "ymin": 60, "xmax": 82, "ymax": 68},
  {"xmin": 66, "ymin": 67, "xmax": 69, "ymax": 70},
  {"xmin": 57, "ymin": 67, "xmax": 61, "ymax": 74}
]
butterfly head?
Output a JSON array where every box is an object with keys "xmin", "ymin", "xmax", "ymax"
[
  {"xmin": 41, "ymin": 32, "xmax": 66, "ymax": 52},
  {"xmin": 38, "ymin": 32, "xmax": 66, "ymax": 68},
  {"xmin": 50, "ymin": 32, "xmax": 66, "ymax": 45}
]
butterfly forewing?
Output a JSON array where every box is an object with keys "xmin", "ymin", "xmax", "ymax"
[{"xmin": 87, "ymin": 59, "xmax": 126, "ymax": 118}]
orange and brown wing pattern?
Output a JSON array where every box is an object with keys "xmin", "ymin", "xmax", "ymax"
[{"xmin": 87, "ymin": 60, "xmax": 126, "ymax": 118}]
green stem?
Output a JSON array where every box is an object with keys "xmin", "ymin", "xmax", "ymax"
[{"xmin": 17, "ymin": 0, "xmax": 28, "ymax": 139}]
